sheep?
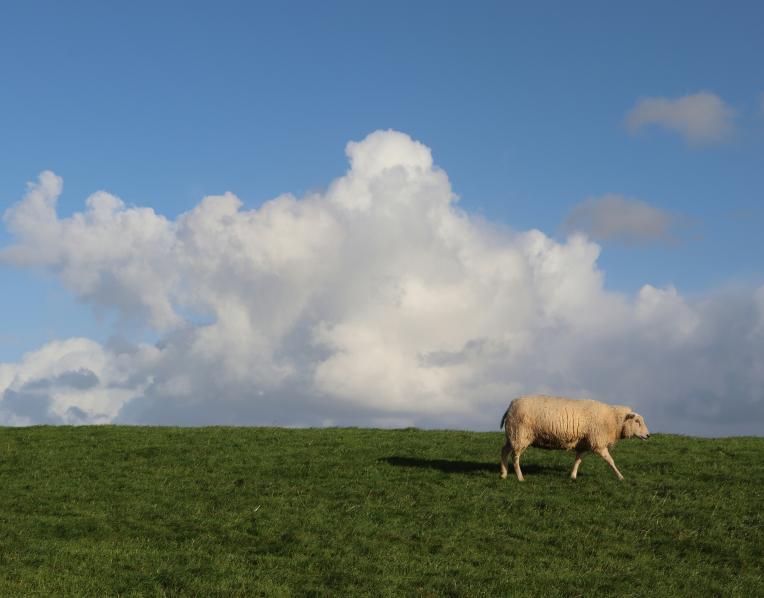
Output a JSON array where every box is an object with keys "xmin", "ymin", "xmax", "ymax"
[{"xmin": 499, "ymin": 395, "xmax": 650, "ymax": 481}]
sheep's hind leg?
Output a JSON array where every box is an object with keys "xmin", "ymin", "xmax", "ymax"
[
  {"xmin": 596, "ymin": 447, "xmax": 624, "ymax": 480},
  {"xmin": 512, "ymin": 447, "xmax": 526, "ymax": 482},
  {"xmin": 570, "ymin": 451, "xmax": 585, "ymax": 480},
  {"xmin": 500, "ymin": 442, "xmax": 512, "ymax": 479}
]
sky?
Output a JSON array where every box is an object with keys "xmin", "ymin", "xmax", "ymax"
[{"xmin": 1, "ymin": 1, "xmax": 762, "ymax": 435}]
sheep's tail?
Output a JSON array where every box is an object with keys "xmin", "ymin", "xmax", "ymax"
[{"xmin": 500, "ymin": 407, "xmax": 510, "ymax": 430}]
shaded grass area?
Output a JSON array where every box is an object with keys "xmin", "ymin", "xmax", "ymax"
[{"xmin": 0, "ymin": 426, "xmax": 762, "ymax": 596}]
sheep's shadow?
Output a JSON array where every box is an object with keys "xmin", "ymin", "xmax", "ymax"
[{"xmin": 381, "ymin": 456, "xmax": 549, "ymax": 475}]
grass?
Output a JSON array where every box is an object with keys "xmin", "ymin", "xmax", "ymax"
[{"xmin": 0, "ymin": 426, "xmax": 762, "ymax": 596}]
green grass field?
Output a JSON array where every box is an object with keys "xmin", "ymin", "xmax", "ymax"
[{"xmin": 0, "ymin": 427, "xmax": 761, "ymax": 596}]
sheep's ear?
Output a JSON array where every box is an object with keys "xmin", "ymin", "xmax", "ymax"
[{"xmin": 624, "ymin": 413, "xmax": 636, "ymax": 420}]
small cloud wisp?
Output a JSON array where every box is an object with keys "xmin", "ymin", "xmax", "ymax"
[{"xmin": 625, "ymin": 91, "xmax": 737, "ymax": 146}]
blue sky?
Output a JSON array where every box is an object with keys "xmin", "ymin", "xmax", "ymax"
[{"xmin": 1, "ymin": 2, "xmax": 762, "ymax": 433}]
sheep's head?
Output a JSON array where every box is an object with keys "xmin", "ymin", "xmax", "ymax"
[{"xmin": 622, "ymin": 412, "xmax": 650, "ymax": 440}]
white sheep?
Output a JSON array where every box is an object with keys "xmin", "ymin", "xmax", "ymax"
[{"xmin": 499, "ymin": 395, "xmax": 650, "ymax": 481}]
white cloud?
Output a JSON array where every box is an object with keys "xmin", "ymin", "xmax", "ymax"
[
  {"xmin": 0, "ymin": 337, "xmax": 157, "ymax": 425},
  {"xmin": 562, "ymin": 194, "xmax": 676, "ymax": 244},
  {"xmin": 1, "ymin": 130, "xmax": 763, "ymax": 435},
  {"xmin": 625, "ymin": 91, "xmax": 737, "ymax": 145}
]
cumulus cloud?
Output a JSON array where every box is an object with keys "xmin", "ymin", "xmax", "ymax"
[
  {"xmin": 562, "ymin": 194, "xmax": 676, "ymax": 244},
  {"xmin": 1, "ymin": 130, "xmax": 763, "ymax": 435},
  {"xmin": 0, "ymin": 338, "xmax": 153, "ymax": 425},
  {"xmin": 625, "ymin": 92, "xmax": 737, "ymax": 145}
]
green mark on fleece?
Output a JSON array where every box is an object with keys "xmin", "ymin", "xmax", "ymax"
[{"xmin": 0, "ymin": 426, "xmax": 761, "ymax": 596}]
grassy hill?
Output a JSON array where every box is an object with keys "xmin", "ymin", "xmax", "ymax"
[{"xmin": 0, "ymin": 426, "xmax": 761, "ymax": 596}]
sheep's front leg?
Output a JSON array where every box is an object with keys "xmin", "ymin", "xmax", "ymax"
[
  {"xmin": 570, "ymin": 451, "xmax": 585, "ymax": 480},
  {"xmin": 596, "ymin": 447, "xmax": 624, "ymax": 480}
]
